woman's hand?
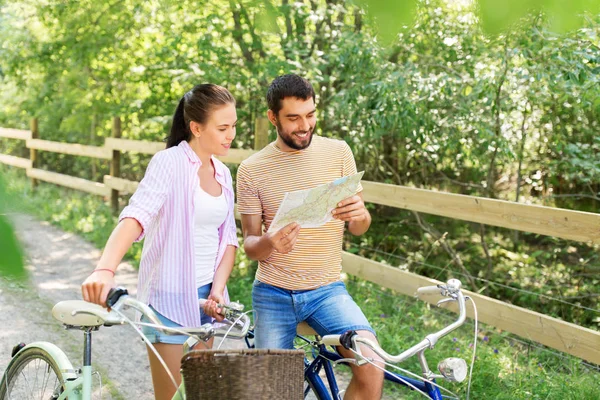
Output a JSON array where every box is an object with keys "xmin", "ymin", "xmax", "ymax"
[
  {"xmin": 81, "ymin": 270, "xmax": 115, "ymax": 307},
  {"xmin": 203, "ymin": 290, "xmax": 226, "ymax": 322}
]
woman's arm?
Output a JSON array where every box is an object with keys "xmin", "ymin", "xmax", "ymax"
[{"xmin": 81, "ymin": 218, "xmax": 142, "ymax": 306}]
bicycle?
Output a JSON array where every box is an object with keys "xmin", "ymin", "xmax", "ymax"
[
  {"xmin": 0, "ymin": 288, "xmax": 252, "ymax": 400},
  {"xmin": 293, "ymin": 278, "xmax": 478, "ymax": 400}
]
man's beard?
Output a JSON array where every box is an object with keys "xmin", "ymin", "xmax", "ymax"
[{"xmin": 275, "ymin": 121, "xmax": 315, "ymax": 150}]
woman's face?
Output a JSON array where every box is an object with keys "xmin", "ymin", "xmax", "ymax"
[{"xmin": 191, "ymin": 103, "xmax": 237, "ymax": 157}]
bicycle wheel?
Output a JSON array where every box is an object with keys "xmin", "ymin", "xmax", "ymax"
[{"xmin": 0, "ymin": 346, "xmax": 67, "ymax": 400}]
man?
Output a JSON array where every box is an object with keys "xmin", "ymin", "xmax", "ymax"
[{"xmin": 237, "ymin": 74, "xmax": 384, "ymax": 399}]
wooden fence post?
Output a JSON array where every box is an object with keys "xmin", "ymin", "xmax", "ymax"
[
  {"xmin": 254, "ymin": 117, "xmax": 270, "ymax": 150},
  {"xmin": 110, "ymin": 117, "xmax": 121, "ymax": 213},
  {"xmin": 90, "ymin": 113, "xmax": 98, "ymax": 181},
  {"xmin": 30, "ymin": 118, "xmax": 38, "ymax": 189}
]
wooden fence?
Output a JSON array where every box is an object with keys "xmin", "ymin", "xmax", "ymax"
[{"xmin": 1, "ymin": 119, "xmax": 599, "ymax": 364}]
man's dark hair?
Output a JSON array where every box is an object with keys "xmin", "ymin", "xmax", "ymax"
[{"xmin": 266, "ymin": 74, "xmax": 315, "ymax": 116}]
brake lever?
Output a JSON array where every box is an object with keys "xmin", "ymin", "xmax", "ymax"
[
  {"xmin": 436, "ymin": 297, "xmax": 456, "ymax": 307},
  {"xmin": 350, "ymin": 335, "xmax": 371, "ymax": 366}
]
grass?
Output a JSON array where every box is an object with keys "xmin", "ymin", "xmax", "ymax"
[{"xmin": 2, "ymin": 166, "xmax": 599, "ymax": 399}]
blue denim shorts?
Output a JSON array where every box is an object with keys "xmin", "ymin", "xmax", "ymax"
[
  {"xmin": 252, "ymin": 280, "xmax": 375, "ymax": 349},
  {"xmin": 140, "ymin": 283, "xmax": 213, "ymax": 345}
]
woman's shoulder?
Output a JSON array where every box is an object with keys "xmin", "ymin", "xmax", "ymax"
[{"xmin": 151, "ymin": 145, "xmax": 186, "ymax": 165}]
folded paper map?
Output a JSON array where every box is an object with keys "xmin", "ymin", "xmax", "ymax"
[{"xmin": 267, "ymin": 171, "xmax": 365, "ymax": 233}]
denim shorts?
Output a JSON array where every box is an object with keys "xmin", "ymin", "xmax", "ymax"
[
  {"xmin": 140, "ymin": 283, "xmax": 213, "ymax": 345},
  {"xmin": 252, "ymin": 280, "xmax": 375, "ymax": 349}
]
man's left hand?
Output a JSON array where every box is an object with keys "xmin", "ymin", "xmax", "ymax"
[{"xmin": 332, "ymin": 195, "xmax": 369, "ymax": 222}]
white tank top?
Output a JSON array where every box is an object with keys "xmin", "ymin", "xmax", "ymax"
[{"xmin": 194, "ymin": 185, "xmax": 228, "ymax": 287}]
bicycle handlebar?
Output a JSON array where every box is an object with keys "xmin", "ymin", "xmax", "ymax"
[
  {"xmin": 106, "ymin": 288, "xmax": 252, "ymax": 341},
  {"xmin": 416, "ymin": 285, "xmax": 442, "ymax": 295},
  {"xmin": 321, "ymin": 279, "xmax": 468, "ymax": 364}
]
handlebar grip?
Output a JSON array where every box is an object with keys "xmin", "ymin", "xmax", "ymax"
[
  {"xmin": 321, "ymin": 335, "xmax": 342, "ymax": 347},
  {"xmin": 106, "ymin": 287, "xmax": 128, "ymax": 308},
  {"xmin": 416, "ymin": 285, "xmax": 442, "ymax": 295},
  {"xmin": 198, "ymin": 298, "xmax": 227, "ymax": 317},
  {"xmin": 321, "ymin": 330, "xmax": 358, "ymax": 349}
]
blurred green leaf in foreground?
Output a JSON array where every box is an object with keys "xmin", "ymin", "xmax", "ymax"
[
  {"xmin": 355, "ymin": 0, "xmax": 600, "ymax": 42},
  {"xmin": 0, "ymin": 173, "xmax": 26, "ymax": 279}
]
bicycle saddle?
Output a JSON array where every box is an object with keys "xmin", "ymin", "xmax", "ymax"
[{"xmin": 52, "ymin": 300, "xmax": 124, "ymax": 328}]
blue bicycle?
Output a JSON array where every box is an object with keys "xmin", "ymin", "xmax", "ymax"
[{"xmin": 292, "ymin": 279, "xmax": 476, "ymax": 399}]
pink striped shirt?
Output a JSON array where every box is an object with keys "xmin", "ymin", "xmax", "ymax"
[{"xmin": 119, "ymin": 140, "xmax": 238, "ymax": 327}]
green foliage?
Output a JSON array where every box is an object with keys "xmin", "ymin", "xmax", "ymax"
[{"xmin": 1, "ymin": 1, "xmax": 598, "ymax": 205}]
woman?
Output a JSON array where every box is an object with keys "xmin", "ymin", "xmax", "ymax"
[{"xmin": 81, "ymin": 84, "xmax": 238, "ymax": 400}]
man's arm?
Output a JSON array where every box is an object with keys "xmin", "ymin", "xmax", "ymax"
[
  {"xmin": 332, "ymin": 192, "xmax": 371, "ymax": 236},
  {"xmin": 241, "ymin": 214, "xmax": 301, "ymax": 261}
]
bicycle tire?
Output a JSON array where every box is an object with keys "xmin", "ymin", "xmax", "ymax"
[{"xmin": 0, "ymin": 346, "xmax": 68, "ymax": 400}]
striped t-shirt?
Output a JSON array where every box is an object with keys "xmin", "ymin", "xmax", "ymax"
[{"xmin": 237, "ymin": 135, "xmax": 362, "ymax": 290}]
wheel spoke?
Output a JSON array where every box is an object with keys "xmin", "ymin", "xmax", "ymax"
[
  {"xmin": 18, "ymin": 367, "xmax": 35, "ymax": 400},
  {"xmin": 40, "ymin": 362, "xmax": 52, "ymax": 400},
  {"xmin": 34, "ymin": 358, "xmax": 42, "ymax": 400}
]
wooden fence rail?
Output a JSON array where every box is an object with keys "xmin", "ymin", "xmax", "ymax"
[
  {"xmin": 1, "ymin": 119, "xmax": 599, "ymax": 364},
  {"xmin": 0, "ymin": 128, "xmax": 31, "ymax": 141},
  {"xmin": 362, "ymin": 182, "xmax": 600, "ymax": 245}
]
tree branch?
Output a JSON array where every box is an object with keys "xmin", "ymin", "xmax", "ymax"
[
  {"xmin": 542, "ymin": 193, "xmax": 600, "ymax": 202},
  {"xmin": 229, "ymin": 0, "xmax": 254, "ymax": 64},
  {"xmin": 354, "ymin": 8, "xmax": 362, "ymax": 33},
  {"xmin": 238, "ymin": 1, "xmax": 266, "ymax": 59},
  {"xmin": 479, "ymin": 224, "xmax": 493, "ymax": 283},
  {"xmin": 412, "ymin": 211, "xmax": 479, "ymax": 291},
  {"xmin": 486, "ymin": 42, "xmax": 510, "ymax": 198}
]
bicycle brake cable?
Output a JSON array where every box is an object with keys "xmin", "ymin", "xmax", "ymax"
[
  {"xmin": 111, "ymin": 308, "xmax": 185, "ymax": 400},
  {"xmin": 466, "ymin": 297, "xmax": 478, "ymax": 400}
]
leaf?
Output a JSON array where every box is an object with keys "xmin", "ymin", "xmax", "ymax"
[
  {"xmin": 0, "ymin": 173, "xmax": 25, "ymax": 280},
  {"xmin": 352, "ymin": 0, "xmax": 417, "ymax": 44},
  {"xmin": 254, "ymin": 0, "xmax": 280, "ymax": 34},
  {"xmin": 478, "ymin": 0, "xmax": 600, "ymax": 34},
  {"xmin": 0, "ymin": 215, "xmax": 26, "ymax": 279}
]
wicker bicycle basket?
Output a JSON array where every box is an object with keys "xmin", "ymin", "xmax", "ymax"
[{"xmin": 181, "ymin": 348, "xmax": 305, "ymax": 400}]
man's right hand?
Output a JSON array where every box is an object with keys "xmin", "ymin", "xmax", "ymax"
[
  {"xmin": 265, "ymin": 222, "xmax": 301, "ymax": 254},
  {"xmin": 81, "ymin": 270, "xmax": 115, "ymax": 307}
]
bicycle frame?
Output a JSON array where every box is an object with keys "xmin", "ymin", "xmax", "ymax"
[
  {"xmin": 299, "ymin": 338, "xmax": 444, "ymax": 400},
  {"xmin": 243, "ymin": 330, "xmax": 445, "ymax": 399}
]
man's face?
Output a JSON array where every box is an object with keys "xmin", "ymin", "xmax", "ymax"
[{"xmin": 271, "ymin": 97, "xmax": 316, "ymax": 151}]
